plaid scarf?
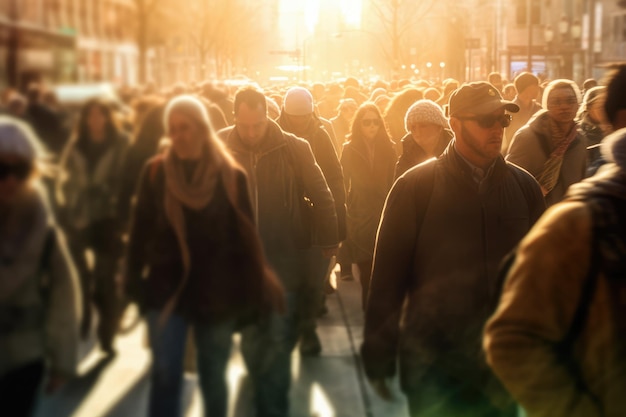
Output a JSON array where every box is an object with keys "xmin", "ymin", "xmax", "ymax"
[{"xmin": 536, "ymin": 119, "xmax": 578, "ymax": 196}]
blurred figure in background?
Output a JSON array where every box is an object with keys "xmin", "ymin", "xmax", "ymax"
[
  {"xmin": 278, "ymin": 87, "xmax": 347, "ymax": 356},
  {"xmin": 125, "ymin": 95, "xmax": 283, "ymax": 417},
  {"xmin": 384, "ymin": 88, "xmax": 424, "ymax": 147},
  {"xmin": 118, "ymin": 97, "xmax": 166, "ymax": 225},
  {"xmin": 341, "ymin": 103, "xmax": 397, "ymax": 310},
  {"xmin": 395, "ymin": 99, "xmax": 453, "ymax": 179},
  {"xmin": 576, "ymin": 86, "xmax": 611, "ymax": 175},
  {"xmin": 0, "ymin": 116, "xmax": 81, "ymax": 417},
  {"xmin": 502, "ymin": 83, "xmax": 517, "ymax": 101},
  {"xmin": 56, "ymin": 98, "xmax": 129, "ymax": 355},
  {"xmin": 330, "ymin": 98, "xmax": 358, "ymax": 157},
  {"xmin": 502, "ymin": 72, "xmax": 542, "ymax": 154}
]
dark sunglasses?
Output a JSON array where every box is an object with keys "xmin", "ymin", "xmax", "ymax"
[
  {"xmin": 0, "ymin": 161, "xmax": 32, "ymax": 181},
  {"xmin": 458, "ymin": 113, "xmax": 512, "ymax": 129},
  {"xmin": 361, "ymin": 118, "xmax": 381, "ymax": 127}
]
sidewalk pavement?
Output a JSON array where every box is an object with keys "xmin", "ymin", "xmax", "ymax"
[{"xmin": 34, "ymin": 269, "xmax": 410, "ymax": 417}]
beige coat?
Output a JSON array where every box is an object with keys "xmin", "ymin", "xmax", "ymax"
[
  {"xmin": 0, "ymin": 188, "xmax": 81, "ymax": 378},
  {"xmin": 484, "ymin": 195, "xmax": 626, "ymax": 417}
]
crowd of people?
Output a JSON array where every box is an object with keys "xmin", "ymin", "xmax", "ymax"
[{"xmin": 1, "ymin": 66, "xmax": 626, "ymax": 417}]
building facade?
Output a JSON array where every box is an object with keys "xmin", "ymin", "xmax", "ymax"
[{"xmin": 1, "ymin": 0, "xmax": 138, "ymax": 90}]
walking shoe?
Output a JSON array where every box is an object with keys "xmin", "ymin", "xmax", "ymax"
[{"xmin": 299, "ymin": 329, "xmax": 322, "ymax": 356}]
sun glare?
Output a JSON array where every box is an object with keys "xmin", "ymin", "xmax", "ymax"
[{"xmin": 340, "ymin": 0, "xmax": 362, "ymax": 28}]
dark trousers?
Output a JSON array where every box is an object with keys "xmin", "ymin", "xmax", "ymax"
[
  {"xmin": 67, "ymin": 220, "xmax": 122, "ymax": 351},
  {"xmin": 0, "ymin": 360, "xmax": 45, "ymax": 417},
  {"xmin": 296, "ymin": 248, "xmax": 328, "ymax": 335},
  {"xmin": 357, "ymin": 260, "xmax": 373, "ymax": 311}
]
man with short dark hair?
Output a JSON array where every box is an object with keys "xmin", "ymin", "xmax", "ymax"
[
  {"xmin": 362, "ymin": 82, "xmax": 545, "ymax": 417},
  {"xmin": 219, "ymin": 86, "xmax": 339, "ymax": 417}
]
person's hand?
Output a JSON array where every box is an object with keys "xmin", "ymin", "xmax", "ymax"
[
  {"xmin": 45, "ymin": 372, "xmax": 67, "ymax": 395},
  {"xmin": 322, "ymin": 246, "xmax": 339, "ymax": 258},
  {"xmin": 368, "ymin": 377, "xmax": 393, "ymax": 401}
]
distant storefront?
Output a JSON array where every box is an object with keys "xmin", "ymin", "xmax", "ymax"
[{"xmin": 0, "ymin": 19, "xmax": 77, "ymax": 90}]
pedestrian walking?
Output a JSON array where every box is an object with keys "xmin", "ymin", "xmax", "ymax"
[
  {"xmin": 219, "ymin": 86, "xmax": 339, "ymax": 417},
  {"xmin": 507, "ymin": 79, "xmax": 587, "ymax": 206},
  {"xmin": 125, "ymin": 95, "xmax": 284, "ymax": 417},
  {"xmin": 0, "ymin": 116, "xmax": 81, "ymax": 417},
  {"xmin": 362, "ymin": 82, "xmax": 545, "ymax": 417},
  {"xmin": 341, "ymin": 102, "xmax": 397, "ymax": 310},
  {"xmin": 56, "ymin": 98, "xmax": 128, "ymax": 354}
]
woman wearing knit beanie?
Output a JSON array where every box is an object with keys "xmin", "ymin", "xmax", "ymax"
[
  {"xmin": 0, "ymin": 116, "xmax": 81, "ymax": 416},
  {"xmin": 395, "ymin": 99, "xmax": 454, "ymax": 178},
  {"xmin": 125, "ymin": 95, "xmax": 284, "ymax": 417}
]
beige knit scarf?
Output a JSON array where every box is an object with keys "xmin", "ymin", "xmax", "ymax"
[{"xmin": 158, "ymin": 145, "xmax": 222, "ymax": 327}]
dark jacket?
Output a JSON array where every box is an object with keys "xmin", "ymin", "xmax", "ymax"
[
  {"xmin": 125, "ymin": 158, "xmax": 267, "ymax": 323},
  {"xmin": 362, "ymin": 142, "xmax": 545, "ymax": 405},
  {"xmin": 277, "ymin": 113, "xmax": 347, "ymax": 241},
  {"xmin": 507, "ymin": 110, "xmax": 587, "ymax": 207},
  {"xmin": 219, "ymin": 121, "xmax": 339, "ymax": 289},
  {"xmin": 341, "ymin": 136, "xmax": 396, "ymax": 263},
  {"xmin": 57, "ymin": 133, "xmax": 129, "ymax": 231},
  {"xmin": 394, "ymin": 128, "xmax": 454, "ymax": 179}
]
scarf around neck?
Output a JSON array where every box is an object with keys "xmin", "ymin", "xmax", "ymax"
[{"xmin": 159, "ymin": 144, "xmax": 222, "ymax": 326}]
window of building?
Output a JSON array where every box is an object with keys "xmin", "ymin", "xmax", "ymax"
[{"xmin": 516, "ymin": 0, "xmax": 541, "ymax": 25}]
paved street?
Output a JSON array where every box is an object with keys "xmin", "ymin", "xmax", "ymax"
[{"xmin": 33, "ymin": 269, "xmax": 410, "ymax": 417}]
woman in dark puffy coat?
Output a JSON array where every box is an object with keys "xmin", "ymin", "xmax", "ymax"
[
  {"xmin": 125, "ymin": 95, "xmax": 283, "ymax": 417},
  {"xmin": 341, "ymin": 103, "xmax": 397, "ymax": 310}
]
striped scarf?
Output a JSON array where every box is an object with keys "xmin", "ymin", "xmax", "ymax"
[{"xmin": 536, "ymin": 119, "xmax": 578, "ymax": 196}]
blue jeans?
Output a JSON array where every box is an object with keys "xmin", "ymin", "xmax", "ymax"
[
  {"xmin": 241, "ymin": 292, "xmax": 298, "ymax": 417},
  {"xmin": 147, "ymin": 311, "xmax": 235, "ymax": 417}
]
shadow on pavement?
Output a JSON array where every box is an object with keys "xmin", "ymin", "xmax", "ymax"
[{"xmin": 34, "ymin": 355, "xmax": 115, "ymax": 417}]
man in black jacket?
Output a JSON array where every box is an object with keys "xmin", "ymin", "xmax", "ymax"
[
  {"xmin": 277, "ymin": 86, "xmax": 346, "ymax": 356},
  {"xmin": 362, "ymin": 82, "xmax": 545, "ymax": 417},
  {"xmin": 219, "ymin": 86, "xmax": 339, "ymax": 417}
]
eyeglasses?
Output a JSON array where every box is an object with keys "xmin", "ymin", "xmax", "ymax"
[
  {"xmin": 547, "ymin": 97, "xmax": 578, "ymax": 107},
  {"xmin": 457, "ymin": 113, "xmax": 512, "ymax": 129},
  {"xmin": 0, "ymin": 161, "xmax": 32, "ymax": 181},
  {"xmin": 361, "ymin": 118, "xmax": 381, "ymax": 127}
]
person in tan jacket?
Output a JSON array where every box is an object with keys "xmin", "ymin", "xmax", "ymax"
[{"xmin": 484, "ymin": 65, "xmax": 626, "ymax": 417}]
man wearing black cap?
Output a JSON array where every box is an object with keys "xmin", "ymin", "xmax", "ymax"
[{"xmin": 361, "ymin": 82, "xmax": 545, "ymax": 417}]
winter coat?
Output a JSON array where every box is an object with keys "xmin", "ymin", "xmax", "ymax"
[
  {"xmin": 125, "ymin": 158, "xmax": 272, "ymax": 324},
  {"xmin": 507, "ymin": 110, "xmax": 587, "ymax": 207},
  {"xmin": 362, "ymin": 142, "xmax": 545, "ymax": 405},
  {"xmin": 330, "ymin": 115, "xmax": 351, "ymax": 157},
  {"xmin": 277, "ymin": 113, "xmax": 347, "ymax": 241},
  {"xmin": 341, "ymin": 135, "xmax": 396, "ymax": 263},
  {"xmin": 394, "ymin": 128, "xmax": 454, "ymax": 179},
  {"xmin": 57, "ymin": 133, "xmax": 129, "ymax": 231},
  {"xmin": 484, "ymin": 163, "xmax": 626, "ymax": 417},
  {"xmin": 219, "ymin": 121, "xmax": 339, "ymax": 290},
  {"xmin": 0, "ymin": 188, "xmax": 81, "ymax": 378}
]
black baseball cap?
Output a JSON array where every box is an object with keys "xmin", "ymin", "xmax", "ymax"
[{"xmin": 448, "ymin": 82, "xmax": 520, "ymax": 117}]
